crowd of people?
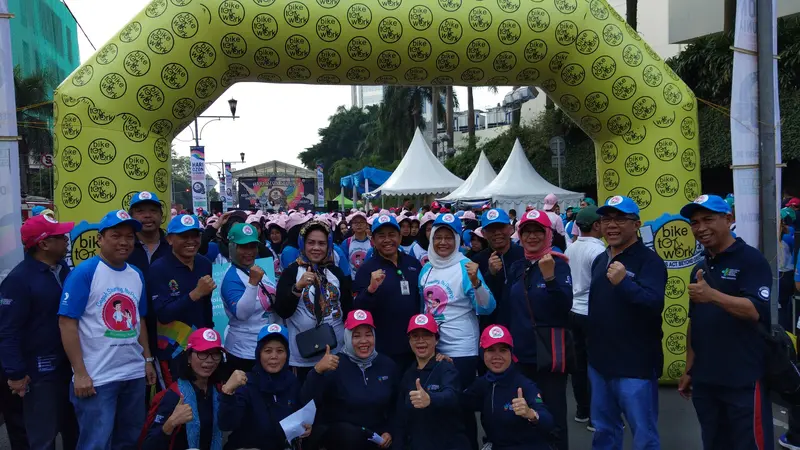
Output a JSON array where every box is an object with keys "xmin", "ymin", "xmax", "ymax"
[{"xmin": 0, "ymin": 188, "xmax": 794, "ymax": 450}]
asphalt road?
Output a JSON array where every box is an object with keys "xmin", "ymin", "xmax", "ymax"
[{"xmin": 0, "ymin": 386, "xmax": 791, "ymax": 449}]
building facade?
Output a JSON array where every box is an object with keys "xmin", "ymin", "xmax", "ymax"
[{"xmin": 351, "ymin": 85, "xmax": 384, "ymax": 109}]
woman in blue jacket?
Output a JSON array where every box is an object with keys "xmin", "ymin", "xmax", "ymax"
[
  {"xmin": 218, "ymin": 324, "xmax": 310, "ymax": 450},
  {"xmin": 393, "ymin": 314, "xmax": 471, "ymax": 450},
  {"xmin": 142, "ymin": 328, "xmax": 226, "ymax": 450},
  {"xmin": 463, "ymin": 325, "xmax": 555, "ymax": 450},
  {"xmin": 302, "ymin": 309, "xmax": 397, "ymax": 449},
  {"xmin": 505, "ymin": 210, "xmax": 573, "ymax": 450}
]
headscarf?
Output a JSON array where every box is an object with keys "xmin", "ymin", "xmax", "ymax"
[
  {"xmin": 519, "ymin": 221, "xmax": 568, "ymax": 263},
  {"xmin": 296, "ymin": 221, "xmax": 334, "ymax": 268},
  {"xmin": 266, "ymin": 223, "xmax": 287, "ymax": 254},
  {"xmin": 252, "ymin": 333, "xmax": 295, "ymax": 395},
  {"xmin": 343, "ymin": 326, "xmax": 379, "ymax": 371},
  {"xmin": 427, "ymin": 225, "xmax": 468, "ymax": 269}
]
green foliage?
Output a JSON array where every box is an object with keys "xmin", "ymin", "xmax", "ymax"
[
  {"xmin": 169, "ymin": 150, "xmax": 218, "ymax": 207},
  {"xmin": 15, "ymin": 65, "xmax": 56, "ymax": 193}
]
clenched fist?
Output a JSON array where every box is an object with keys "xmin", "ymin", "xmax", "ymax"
[
  {"xmin": 368, "ymin": 270, "xmax": 386, "ymax": 293},
  {"xmin": 223, "ymin": 370, "xmax": 248, "ymax": 395},
  {"xmin": 606, "ymin": 261, "xmax": 627, "ymax": 285},
  {"xmin": 248, "ymin": 265, "xmax": 265, "ymax": 286},
  {"xmin": 538, "ymin": 254, "xmax": 555, "ymax": 280},
  {"xmin": 191, "ymin": 275, "xmax": 216, "ymax": 300},
  {"xmin": 488, "ymin": 252, "xmax": 503, "ymax": 275},
  {"xmin": 466, "ymin": 262, "xmax": 480, "ymax": 287}
]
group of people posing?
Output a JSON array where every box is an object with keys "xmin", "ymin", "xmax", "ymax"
[{"xmin": 0, "ymin": 189, "xmax": 779, "ymax": 450}]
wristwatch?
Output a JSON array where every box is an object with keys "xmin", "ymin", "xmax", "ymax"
[{"xmin": 145, "ymin": 357, "xmax": 155, "ymax": 363}]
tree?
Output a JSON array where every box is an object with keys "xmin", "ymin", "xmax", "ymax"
[
  {"xmin": 15, "ymin": 66, "xmax": 56, "ymax": 195},
  {"xmin": 445, "ymin": 86, "xmax": 455, "ymax": 153}
]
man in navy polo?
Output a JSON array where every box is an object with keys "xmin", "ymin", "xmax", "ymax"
[
  {"xmin": 148, "ymin": 214, "xmax": 215, "ymax": 384},
  {"xmin": 588, "ymin": 196, "xmax": 666, "ymax": 450},
  {"xmin": 353, "ymin": 214, "xmax": 422, "ymax": 371},
  {"xmin": 127, "ymin": 191, "xmax": 170, "ymax": 275},
  {"xmin": 678, "ymin": 194, "xmax": 773, "ymax": 450},
  {"xmin": 0, "ymin": 215, "xmax": 78, "ymax": 450}
]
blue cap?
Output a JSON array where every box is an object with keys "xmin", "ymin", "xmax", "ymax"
[
  {"xmin": 480, "ymin": 208, "xmax": 510, "ymax": 228},
  {"xmin": 31, "ymin": 205, "xmax": 46, "ymax": 216},
  {"xmin": 371, "ymin": 214, "xmax": 400, "ymax": 233},
  {"xmin": 455, "ymin": 210, "xmax": 465, "ymax": 219},
  {"xmin": 167, "ymin": 214, "xmax": 201, "ymax": 235},
  {"xmin": 98, "ymin": 209, "xmax": 142, "ymax": 233},
  {"xmin": 680, "ymin": 194, "xmax": 732, "ymax": 218},
  {"xmin": 257, "ymin": 323, "xmax": 289, "ymax": 343},
  {"xmin": 597, "ymin": 196, "xmax": 640, "ymax": 217},
  {"xmin": 129, "ymin": 191, "xmax": 161, "ymax": 210},
  {"xmin": 433, "ymin": 213, "xmax": 463, "ymax": 236}
]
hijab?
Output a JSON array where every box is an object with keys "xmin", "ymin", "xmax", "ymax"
[
  {"xmin": 342, "ymin": 325, "xmax": 379, "ymax": 371},
  {"xmin": 427, "ymin": 225, "xmax": 468, "ymax": 269},
  {"xmin": 416, "ymin": 222, "xmax": 433, "ymax": 251},
  {"xmin": 266, "ymin": 223, "xmax": 287, "ymax": 254},
  {"xmin": 520, "ymin": 222, "xmax": 568, "ymax": 263},
  {"xmin": 252, "ymin": 335, "xmax": 295, "ymax": 395}
]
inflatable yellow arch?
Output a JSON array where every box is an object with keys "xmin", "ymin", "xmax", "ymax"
[{"xmin": 53, "ymin": 0, "xmax": 700, "ymax": 381}]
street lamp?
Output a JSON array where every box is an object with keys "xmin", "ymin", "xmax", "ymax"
[
  {"xmin": 228, "ymin": 98, "xmax": 238, "ymax": 118},
  {"xmin": 192, "ymin": 97, "xmax": 240, "ymax": 147},
  {"xmin": 240, "ymin": 152, "xmax": 245, "ymax": 163}
]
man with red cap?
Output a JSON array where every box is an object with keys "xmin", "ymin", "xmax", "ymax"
[{"xmin": 0, "ymin": 215, "xmax": 78, "ymax": 450}]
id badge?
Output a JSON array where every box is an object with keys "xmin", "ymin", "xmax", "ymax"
[{"xmin": 400, "ymin": 280, "xmax": 411, "ymax": 296}]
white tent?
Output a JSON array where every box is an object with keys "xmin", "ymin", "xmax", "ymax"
[
  {"xmin": 372, "ymin": 128, "xmax": 464, "ymax": 196},
  {"xmin": 440, "ymin": 151, "xmax": 497, "ymax": 201},
  {"xmin": 477, "ymin": 138, "xmax": 584, "ymax": 211}
]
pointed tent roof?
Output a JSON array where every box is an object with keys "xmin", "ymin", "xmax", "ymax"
[
  {"xmin": 477, "ymin": 138, "xmax": 583, "ymax": 204},
  {"xmin": 440, "ymin": 151, "xmax": 497, "ymax": 201},
  {"xmin": 372, "ymin": 128, "xmax": 464, "ymax": 196}
]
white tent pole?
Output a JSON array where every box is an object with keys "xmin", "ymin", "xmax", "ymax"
[{"xmin": 365, "ymin": 180, "xmax": 370, "ymax": 211}]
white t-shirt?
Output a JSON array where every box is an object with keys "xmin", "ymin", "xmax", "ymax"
[
  {"xmin": 564, "ymin": 236, "xmax": 606, "ymax": 316},
  {"xmin": 342, "ymin": 236, "xmax": 373, "ymax": 280},
  {"xmin": 400, "ymin": 242, "xmax": 428, "ymax": 265},
  {"xmin": 58, "ymin": 256, "xmax": 147, "ymax": 387},
  {"xmin": 220, "ymin": 266, "xmax": 278, "ymax": 359}
]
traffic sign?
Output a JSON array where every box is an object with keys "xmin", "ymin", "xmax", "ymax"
[
  {"xmin": 551, "ymin": 156, "xmax": 565, "ymax": 168},
  {"xmin": 40, "ymin": 154, "xmax": 53, "ymax": 168},
  {"xmin": 549, "ymin": 136, "xmax": 565, "ymax": 156}
]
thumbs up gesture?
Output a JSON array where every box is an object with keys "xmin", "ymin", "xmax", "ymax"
[
  {"xmin": 409, "ymin": 378, "xmax": 431, "ymax": 409},
  {"xmin": 314, "ymin": 345, "xmax": 340, "ymax": 374},
  {"xmin": 688, "ymin": 269, "xmax": 715, "ymax": 303},
  {"xmin": 167, "ymin": 395, "xmax": 194, "ymax": 428},
  {"xmin": 511, "ymin": 388, "xmax": 539, "ymax": 422}
]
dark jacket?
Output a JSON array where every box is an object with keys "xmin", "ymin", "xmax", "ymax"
[
  {"xmin": 273, "ymin": 262, "xmax": 352, "ymax": 320},
  {"xmin": 588, "ymin": 241, "xmax": 667, "ymax": 379},
  {"xmin": 352, "ymin": 252, "xmax": 422, "ymax": 358},
  {"xmin": 301, "ymin": 354, "xmax": 398, "ymax": 434},
  {"xmin": 505, "ymin": 258, "xmax": 573, "ymax": 364},
  {"xmin": 128, "ymin": 230, "xmax": 171, "ymax": 276},
  {"xmin": 474, "ymin": 244, "xmax": 525, "ymax": 329},
  {"xmin": 0, "ymin": 254, "xmax": 70, "ymax": 381},
  {"xmin": 143, "ymin": 382, "xmax": 218, "ymax": 450},
  {"xmin": 393, "ymin": 359, "xmax": 471, "ymax": 450},
  {"xmin": 463, "ymin": 365, "xmax": 554, "ymax": 450}
]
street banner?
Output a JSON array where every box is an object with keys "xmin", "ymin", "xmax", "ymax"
[
  {"xmin": 238, "ymin": 177, "xmax": 315, "ymax": 210},
  {"xmin": 316, "ymin": 162, "xmax": 325, "ymax": 208},
  {"xmin": 225, "ymin": 162, "xmax": 234, "ymax": 210},
  {"xmin": 190, "ymin": 146, "xmax": 207, "ymax": 214}
]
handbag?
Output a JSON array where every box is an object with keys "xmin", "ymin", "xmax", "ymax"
[
  {"xmin": 522, "ymin": 263, "xmax": 574, "ymax": 374},
  {"xmin": 295, "ymin": 268, "xmax": 338, "ymax": 359}
]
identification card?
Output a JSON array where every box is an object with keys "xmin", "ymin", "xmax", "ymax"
[{"xmin": 400, "ymin": 280, "xmax": 411, "ymax": 296}]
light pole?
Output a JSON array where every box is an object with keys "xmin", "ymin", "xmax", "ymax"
[{"xmin": 191, "ymin": 98, "xmax": 239, "ymax": 147}]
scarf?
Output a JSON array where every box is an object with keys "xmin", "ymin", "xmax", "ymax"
[
  {"xmin": 401, "ymin": 234, "xmax": 416, "ymax": 246},
  {"xmin": 177, "ymin": 379, "xmax": 222, "ymax": 450},
  {"xmin": 342, "ymin": 327, "xmax": 379, "ymax": 370},
  {"xmin": 427, "ymin": 225, "xmax": 468, "ymax": 269},
  {"xmin": 522, "ymin": 225, "xmax": 569, "ymax": 263}
]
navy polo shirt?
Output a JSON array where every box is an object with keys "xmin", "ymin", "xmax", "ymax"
[
  {"xmin": 588, "ymin": 240, "xmax": 667, "ymax": 379},
  {"xmin": 352, "ymin": 251, "xmax": 422, "ymax": 358},
  {"xmin": 473, "ymin": 244, "xmax": 525, "ymax": 328},
  {"xmin": 127, "ymin": 230, "xmax": 171, "ymax": 277},
  {"xmin": 0, "ymin": 254, "xmax": 71, "ymax": 381},
  {"xmin": 689, "ymin": 238, "xmax": 771, "ymax": 387}
]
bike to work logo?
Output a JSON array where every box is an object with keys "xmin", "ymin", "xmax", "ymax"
[{"xmin": 641, "ymin": 213, "xmax": 702, "ymax": 270}]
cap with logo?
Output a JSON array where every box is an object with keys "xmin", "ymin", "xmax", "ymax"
[
  {"xmin": 787, "ymin": 197, "xmax": 800, "ymax": 208},
  {"xmin": 371, "ymin": 214, "xmax": 400, "ymax": 233},
  {"xmin": 575, "ymin": 205, "xmax": 600, "ymax": 227},
  {"xmin": 596, "ymin": 196, "xmax": 640, "ymax": 217},
  {"xmin": 679, "ymin": 194, "xmax": 732, "ymax": 219},
  {"xmin": 348, "ymin": 211, "xmax": 368, "ymax": 224},
  {"xmin": 433, "ymin": 213, "xmax": 463, "ymax": 236},
  {"xmin": 129, "ymin": 191, "xmax": 161, "ymax": 210},
  {"xmin": 407, "ymin": 313, "xmax": 439, "ymax": 335},
  {"xmin": 228, "ymin": 223, "xmax": 260, "ymax": 245},
  {"xmin": 518, "ymin": 209, "xmax": 552, "ymax": 231},
  {"xmin": 31, "ymin": 205, "xmax": 46, "ymax": 216},
  {"xmin": 480, "ymin": 324, "xmax": 514, "ymax": 349},
  {"xmin": 257, "ymin": 323, "xmax": 290, "ymax": 344},
  {"xmin": 99, "ymin": 210, "xmax": 143, "ymax": 233},
  {"xmin": 21, "ymin": 215, "xmax": 75, "ymax": 250},
  {"xmin": 345, "ymin": 309, "xmax": 375, "ymax": 330},
  {"xmin": 461, "ymin": 211, "xmax": 477, "ymax": 221},
  {"xmin": 186, "ymin": 328, "xmax": 225, "ymax": 353},
  {"xmin": 481, "ymin": 208, "xmax": 510, "ymax": 228},
  {"xmin": 167, "ymin": 214, "xmax": 201, "ymax": 235}
]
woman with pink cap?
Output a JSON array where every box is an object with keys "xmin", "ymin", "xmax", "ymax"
[
  {"xmin": 398, "ymin": 215, "xmax": 427, "ymax": 264},
  {"xmin": 463, "ymin": 325, "xmax": 555, "ymax": 450},
  {"xmin": 415, "ymin": 212, "xmax": 437, "ymax": 261},
  {"xmin": 341, "ymin": 211, "xmax": 372, "ymax": 280}
]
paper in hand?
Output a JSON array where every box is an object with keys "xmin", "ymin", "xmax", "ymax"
[{"xmin": 279, "ymin": 400, "xmax": 316, "ymax": 441}]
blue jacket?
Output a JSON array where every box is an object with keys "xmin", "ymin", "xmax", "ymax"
[
  {"xmin": 301, "ymin": 354, "xmax": 398, "ymax": 434},
  {"xmin": 352, "ymin": 252, "xmax": 422, "ymax": 358},
  {"xmin": 143, "ymin": 382, "xmax": 218, "ymax": 450},
  {"xmin": 393, "ymin": 359, "xmax": 471, "ymax": 450},
  {"xmin": 588, "ymin": 241, "xmax": 667, "ymax": 379},
  {"xmin": 0, "ymin": 254, "xmax": 70, "ymax": 381},
  {"xmin": 463, "ymin": 365, "xmax": 554, "ymax": 450},
  {"xmin": 473, "ymin": 244, "xmax": 525, "ymax": 328},
  {"xmin": 505, "ymin": 258, "xmax": 573, "ymax": 364}
]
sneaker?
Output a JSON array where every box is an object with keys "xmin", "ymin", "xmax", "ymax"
[
  {"xmin": 586, "ymin": 421, "xmax": 596, "ymax": 432},
  {"xmin": 780, "ymin": 434, "xmax": 800, "ymax": 450},
  {"xmin": 574, "ymin": 413, "xmax": 590, "ymax": 423}
]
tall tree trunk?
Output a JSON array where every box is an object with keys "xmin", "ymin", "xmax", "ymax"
[
  {"xmin": 431, "ymin": 86, "xmax": 439, "ymax": 156},
  {"xmin": 412, "ymin": 92, "xmax": 422, "ymax": 131},
  {"xmin": 467, "ymin": 86, "xmax": 476, "ymax": 151},
  {"xmin": 626, "ymin": 0, "xmax": 638, "ymax": 30},
  {"xmin": 446, "ymin": 86, "xmax": 454, "ymax": 154},
  {"xmin": 723, "ymin": 0, "xmax": 736, "ymax": 34}
]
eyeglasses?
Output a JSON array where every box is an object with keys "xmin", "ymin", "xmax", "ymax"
[
  {"xmin": 195, "ymin": 351, "xmax": 223, "ymax": 362},
  {"xmin": 521, "ymin": 229, "xmax": 545, "ymax": 238},
  {"xmin": 600, "ymin": 217, "xmax": 636, "ymax": 226}
]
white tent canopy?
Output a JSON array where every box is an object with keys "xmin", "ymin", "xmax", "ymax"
[
  {"xmin": 440, "ymin": 151, "xmax": 497, "ymax": 201},
  {"xmin": 477, "ymin": 138, "xmax": 584, "ymax": 211},
  {"xmin": 372, "ymin": 128, "xmax": 464, "ymax": 196}
]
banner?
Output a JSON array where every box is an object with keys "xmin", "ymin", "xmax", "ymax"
[
  {"xmin": 219, "ymin": 172, "xmax": 227, "ymax": 212},
  {"xmin": 190, "ymin": 146, "xmax": 207, "ymax": 214},
  {"xmin": 238, "ymin": 177, "xmax": 315, "ymax": 211},
  {"xmin": 224, "ymin": 162, "xmax": 234, "ymax": 210},
  {"xmin": 316, "ymin": 162, "xmax": 325, "ymax": 208}
]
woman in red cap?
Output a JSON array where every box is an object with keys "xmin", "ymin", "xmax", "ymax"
[
  {"xmin": 141, "ymin": 328, "xmax": 227, "ymax": 450},
  {"xmin": 505, "ymin": 210, "xmax": 573, "ymax": 450},
  {"xmin": 463, "ymin": 325, "xmax": 555, "ymax": 450},
  {"xmin": 301, "ymin": 309, "xmax": 397, "ymax": 449}
]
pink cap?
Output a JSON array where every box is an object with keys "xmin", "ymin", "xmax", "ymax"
[
  {"xmin": 480, "ymin": 325, "xmax": 514, "ymax": 349},
  {"xmin": 245, "ymin": 215, "xmax": 262, "ymax": 225},
  {"xmin": 474, "ymin": 227, "xmax": 484, "ymax": 239},
  {"xmin": 419, "ymin": 212, "xmax": 437, "ymax": 227},
  {"xmin": 186, "ymin": 328, "xmax": 225, "ymax": 353},
  {"xmin": 407, "ymin": 314, "xmax": 438, "ymax": 334},
  {"xmin": 21, "ymin": 215, "xmax": 74, "ymax": 250},
  {"xmin": 462, "ymin": 211, "xmax": 476, "ymax": 220},
  {"xmin": 348, "ymin": 211, "xmax": 367, "ymax": 223},
  {"xmin": 345, "ymin": 309, "xmax": 375, "ymax": 330},
  {"xmin": 543, "ymin": 193, "xmax": 558, "ymax": 211},
  {"xmin": 431, "ymin": 201, "xmax": 441, "ymax": 209},
  {"xmin": 286, "ymin": 211, "xmax": 312, "ymax": 229},
  {"xmin": 518, "ymin": 209, "xmax": 552, "ymax": 231},
  {"xmin": 788, "ymin": 198, "xmax": 800, "ymax": 207}
]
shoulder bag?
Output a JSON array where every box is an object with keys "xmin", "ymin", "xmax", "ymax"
[
  {"xmin": 295, "ymin": 268, "xmax": 338, "ymax": 358},
  {"xmin": 522, "ymin": 262, "xmax": 574, "ymax": 374}
]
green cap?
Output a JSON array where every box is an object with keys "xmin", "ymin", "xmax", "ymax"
[
  {"xmin": 575, "ymin": 205, "xmax": 600, "ymax": 226},
  {"xmin": 228, "ymin": 223, "xmax": 260, "ymax": 245}
]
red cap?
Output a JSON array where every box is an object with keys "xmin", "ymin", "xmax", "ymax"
[
  {"xmin": 481, "ymin": 204, "xmax": 490, "ymax": 210},
  {"xmin": 186, "ymin": 328, "xmax": 225, "ymax": 353},
  {"xmin": 345, "ymin": 309, "xmax": 375, "ymax": 330},
  {"xmin": 431, "ymin": 201, "xmax": 441, "ymax": 209},
  {"xmin": 518, "ymin": 209, "xmax": 551, "ymax": 231},
  {"xmin": 480, "ymin": 325, "xmax": 514, "ymax": 349},
  {"xmin": 21, "ymin": 215, "xmax": 74, "ymax": 250},
  {"xmin": 788, "ymin": 198, "xmax": 800, "ymax": 207},
  {"xmin": 407, "ymin": 314, "xmax": 438, "ymax": 334}
]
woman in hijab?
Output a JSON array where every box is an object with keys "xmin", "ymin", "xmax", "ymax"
[
  {"xmin": 218, "ymin": 324, "xmax": 311, "ymax": 450},
  {"xmin": 415, "ymin": 212, "xmax": 436, "ymax": 261},
  {"xmin": 274, "ymin": 221, "xmax": 352, "ymax": 382},
  {"xmin": 200, "ymin": 210, "xmax": 247, "ymax": 263},
  {"xmin": 505, "ymin": 210, "xmax": 573, "ymax": 450},
  {"xmin": 463, "ymin": 325, "xmax": 554, "ymax": 450},
  {"xmin": 267, "ymin": 220, "xmax": 287, "ymax": 255},
  {"xmin": 220, "ymin": 223, "xmax": 278, "ymax": 372},
  {"xmin": 399, "ymin": 215, "xmax": 427, "ymax": 263},
  {"xmin": 419, "ymin": 213, "xmax": 496, "ymax": 449},
  {"xmin": 279, "ymin": 212, "xmax": 313, "ymax": 270},
  {"xmin": 301, "ymin": 310, "xmax": 397, "ymax": 449},
  {"xmin": 463, "ymin": 228, "xmax": 489, "ymax": 260}
]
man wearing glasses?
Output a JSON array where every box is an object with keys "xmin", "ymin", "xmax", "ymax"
[
  {"xmin": 0, "ymin": 214, "xmax": 78, "ymax": 450},
  {"xmin": 587, "ymin": 196, "xmax": 667, "ymax": 450}
]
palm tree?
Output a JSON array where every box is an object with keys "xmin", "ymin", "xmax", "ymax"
[
  {"xmin": 445, "ymin": 86, "xmax": 455, "ymax": 153},
  {"xmin": 466, "ymin": 86, "xmax": 498, "ymax": 150},
  {"xmin": 14, "ymin": 67, "xmax": 55, "ymax": 195},
  {"xmin": 376, "ymin": 86, "xmax": 451, "ymax": 159}
]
